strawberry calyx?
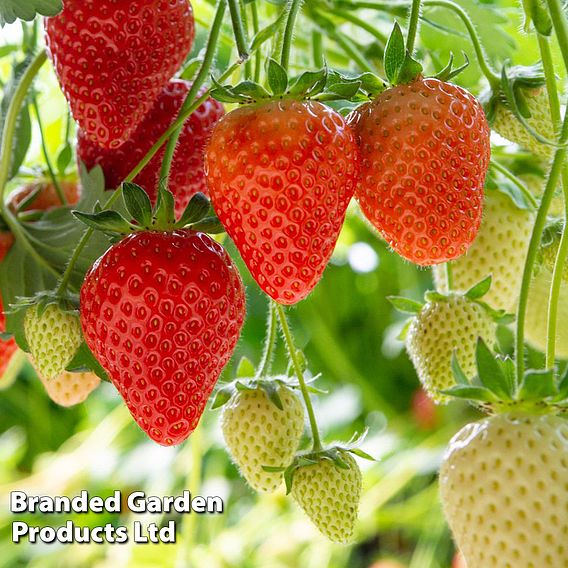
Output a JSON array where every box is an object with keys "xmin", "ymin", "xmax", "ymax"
[
  {"xmin": 389, "ymin": 275, "xmax": 515, "ymax": 341},
  {"xmin": 263, "ymin": 430, "xmax": 374, "ymax": 494},
  {"xmin": 444, "ymin": 337, "xmax": 568, "ymax": 415},
  {"xmin": 210, "ymin": 59, "xmax": 386, "ymax": 105},
  {"xmin": 73, "ymin": 183, "xmax": 222, "ymax": 237}
]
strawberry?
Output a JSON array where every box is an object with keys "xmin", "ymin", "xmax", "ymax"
[
  {"xmin": 220, "ymin": 382, "xmax": 305, "ymax": 492},
  {"xmin": 24, "ymin": 304, "xmax": 83, "ymax": 381},
  {"xmin": 440, "ymin": 412, "xmax": 568, "ymax": 568},
  {"xmin": 452, "ymin": 553, "xmax": 467, "ymax": 568},
  {"xmin": 291, "ymin": 450, "xmax": 362, "ymax": 543},
  {"xmin": 525, "ymin": 257, "xmax": 568, "ymax": 359},
  {"xmin": 403, "ymin": 291, "xmax": 497, "ymax": 403},
  {"xmin": 349, "ymin": 77, "xmax": 490, "ymax": 265},
  {"xmin": 77, "ymin": 80, "xmax": 224, "ymax": 214},
  {"xmin": 411, "ymin": 387, "xmax": 438, "ymax": 430},
  {"xmin": 35, "ymin": 362, "xmax": 101, "ymax": 407},
  {"xmin": 7, "ymin": 180, "xmax": 80, "ymax": 214},
  {"xmin": 433, "ymin": 190, "xmax": 534, "ymax": 312},
  {"xmin": 492, "ymin": 87, "xmax": 555, "ymax": 161},
  {"xmin": 45, "ymin": 0, "xmax": 195, "ymax": 149},
  {"xmin": 205, "ymin": 99, "xmax": 359, "ymax": 305},
  {"xmin": 0, "ymin": 231, "xmax": 14, "ymax": 263},
  {"xmin": 80, "ymin": 230, "xmax": 246, "ymax": 446},
  {"xmin": 0, "ymin": 296, "xmax": 18, "ymax": 379}
]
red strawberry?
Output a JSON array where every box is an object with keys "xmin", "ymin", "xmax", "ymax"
[
  {"xmin": 80, "ymin": 230, "xmax": 246, "ymax": 446},
  {"xmin": 0, "ymin": 296, "xmax": 18, "ymax": 378},
  {"xmin": 78, "ymin": 80, "xmax": 224, "ymax": 214},
  {"xmin": 205, "ymin": 100, "xmax": 359, "ymax": 305},
  {"xmin": 45, "ymin": 0, "xmax": 195, "ymax": 149},
  {"xmin": 0, "ymin": 232, "xmax": 14, "ymax": 263},
  {"xmin": 8, "ymin": 180, "xmax": 80, "ymax": 213},
  {"xmin": 349, "ymin": 77, "xmax": 490, "ymax": 265}
]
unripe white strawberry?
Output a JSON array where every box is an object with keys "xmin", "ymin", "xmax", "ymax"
[
  {"xmin": 292, "ymin": 450, "xmax": 361, "ymax": 544},
  {"xmin": 434, "ymin": 191, "xmax": 533, "ymax": 312},
  {"xmin": 492, "ymin": 87, "xmax": 554, "ymax": 161},
  {"xmin": 440, "ymin": 413, "xmax": 568, "ymax": 568},
  {"xmin": 38, "ymin": 369, "xmax": 100, "ymax": 407},
  {"xmin": 24, "ymin": 304, "xmax": 82, "ymax": 381},
  {"xmin": 405, "ymin": 294, "xmax": 497, "ymax": 403},
  {"xmin": 221, "ymin": 385, "xmax": 304, "ymax": 492}
]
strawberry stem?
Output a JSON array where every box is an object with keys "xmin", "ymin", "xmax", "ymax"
[
  {"xmin": 228, "ymin": 0, "xmax": 250, "ymax": 64},
  {"xmin": 275, "ymin": 303, "xmax": 323, "ymax": 452},
  {"xmin": 406, "ymin": 0, "xmax": 422, "ymax": 54},
  {"xmin": 256, "ymin": 301, "xmax": 278, "ymax": 378},
  {"xmin": 160, "ymin": 0, "xmax": 228, "ymax": 189},
  {"xmin": 535, "ymin": 34, "xmax": 568, "ymax": 366},
  {"xmin": 31, "ymin": 94, "xmax": 67, "ymax": 206},
  {"xmin": 280, "ymin": 0, "xmax": 304, "ymax": 71}
]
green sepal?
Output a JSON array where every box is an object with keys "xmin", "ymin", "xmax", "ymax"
[
  {"xmin": 433, "ymin": 52, "xmax": 469, "ymax": 83},
  {"xmin": 423, "ymin": 290, "xmax": 447, "ymax": 303},
  {"xmin": 384, "ymin": 22, "xmax": 423, "ymax": 85},
  {"xmin": 441, "ymin": 385, "xmax": 500, "ymax": 403},
  {"xmin": 485, "ymin": 167, "xmax": 537, "ymax": 212},
  {"xmin": 0, "ymin": 0, "xmax": 62, "ymax": 26},
  {"xmin": 267, "ymin": 58, "xmax": 288, "ymax": 96},
  {"xmin": 232, "ymin": 80, "xmax": 272, "ymax": 101},
  {"xmin": 450, "ymin": 351, "xmax": 469, "ymax": 385},
  {"xmin": 397, "ymin": 319, "xmax": 413, "ymax": 341},
  {"xmin": 387, "ymin": 296, "xmax": 423, "ymax": 314},
  {"xmin": 190, "ymin": 216, "xmax": 226, "ymax": 234},
  {"xmin": 236, "ymin": 356, "xmax": 256, "ymax": 378},
  {"xmin": 210, "ymin": 385, "xmax": 234, "ymax": 410},
  {"xmin": 175, "ymin": 193, "xmax": 210, "ymax": 228},
  {"xmin": 153, "ymin": 186, "xmax": 176, "ymax": 230},
  {"xmin": 553, "ymin": 367, "xmax": 568, "ymax": 402},
  {"xmin": 180, "ymin": 57, "xmax": 204, "ymax": 81},
  {"xmin": 288, "ymin": 68, "xmax": 328, "ymax": 98},
  {"xmin": 464, "ymin": 275, "xmax": 492, "ymax": 301},
  {"xmin": 517, "ymin": 368, "xmax": 557, "ymax": 401},
  {"xmin": 122, "ymin": 182, "xmax": 153, "ymax": 227},
  {"xmin": 475, "ymin": 338, "xmax": 514, "ymax": 401},
  {"xmin": 66, "ymin": 342, "xmax": 111, "ymax": 383},
  {"xmin": 73, "ymin": 210, "xmax": 136, "ymax": 234}
]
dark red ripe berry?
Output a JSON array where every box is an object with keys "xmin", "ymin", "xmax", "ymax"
[
  {"xmin": 45, "ymin": 0, "xmax": 195, "ymax": 149},
  {"xmin": 0, "ymin": 296, "xmax": 18, "ymax": 377},
  {"xmin": 80, "ymin": 231, "xmax": 246, "ymax": 446},
  {"xmin": 206, "ymin": 100, "xmax": 359, "ymax": 305},
  {"xmin": 77, "ymin": 80, "xmax": 224, "ymax": 216},
  {"xmin": 349, "ymin": 77, "xmax": 490, "ymax": 265}
]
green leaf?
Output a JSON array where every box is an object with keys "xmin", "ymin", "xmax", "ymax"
[
  {"xmin": 0, "ymin": 0, "xmax": 62, "ymax": 26},
  {"xmin": 387, "ymin": 296, "xmax": 423, "ymax": 314},
  {"xmin": 451, "ymin": 351, "xmax": 469, "ymax": 385},
  {"xmin": 442, "ymin": 385, "xmax": 500, "ymax": 402},
  {"xmin": 384, "ymin": 23, "xmax": 406, "ymax": 84},
  {"xmin": 210, "ymin": 386, "xmax": 234, "ymax": 410},
  {"xmin": 122, "ymin": 182, "xmax": 153, "ymax": 227},
  {"xmin": 267, "ymin": 58, "xmax": 288, "ymax": 96},
  {"xmin": 190, "ymin": 216, "xmax": 226, "ymax": 234},
  {"xmin": 176, "ymin": 193, "xmax": 210, "ymax": 227},
  {"xmin": 66, "ymin": 342, "xmax": 110, "ymax": 382},
  {"xmin": 56, "ymin": 142, "xmax": 73, "ymax": 176},
  {"xmin": 153, "ymin": 186, "xmax": 176, "ymax": 229},
  {"xmin": 236, "ymin": 356, "xmax": 255, "ymax": 378},
  {"xmin": 465, "ymin": 275, "xmax": 492, "ymax": 300},
  {"xmin": 73, "ymin": 210, "xmax": 134, "ymax": 234},
  {"xmin": 475, "ymin": 338, "xmax": 513, "ymax": 400},
  {"xmin": 517, "ymin": 369, "xmax": 556, "ymax": 401},
  {"xmin": 180, "ymin": 57, "xmax": 203, "ymax": 81}
]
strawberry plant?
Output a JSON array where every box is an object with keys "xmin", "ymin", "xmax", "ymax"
[{"xmin": 1, "ymin": 0, "xmax": 568, "ymax": 565}]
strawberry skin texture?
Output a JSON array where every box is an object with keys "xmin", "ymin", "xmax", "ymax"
[
  {"xmin": 350, "ymin": 78, "xmax": 490, "ymax": 265},
  {"xmin": 45, "ymin": 0, "xmax": 195, "ymax": 149},
  {"xmin": 37, "ymin": 367, "xmax": 101, "ymax": 407},
  {"xmin": 80, "ymin": 230, "xmax": 246, "ymax": 446},
  {"xmin": 78, "ymin": 80, "xmax": 224, "ymax": 214},
  {"xmin": 0, "ymin": 296, "xmax": 18, "ymax": 378},
  {"xmin": 205, "ymin": 100, "xmax": 359, "ymax": 305},
  {"xmin": 440, "ymin": 413, "xmax": 568, "ymax": 567}
]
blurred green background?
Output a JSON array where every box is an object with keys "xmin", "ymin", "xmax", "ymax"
[{"xmin": 0, "ymin": 0, "xmax": 561, "ymax": 566}]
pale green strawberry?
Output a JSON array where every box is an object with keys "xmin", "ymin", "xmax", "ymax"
[
  {"xmin": 24, "ymin": 304, "xmax": 83, "ymax": 381},
  {"xmin": 440, "ymin": 413, "xmax": 568, "ymax": 568},
  {"xmin": 291, "ymin": 450, "xmax": 361, "ymax": 544},
  {"xmin": 492, "ymin": 87, "xmax": 555, "ymax": 161},
  {"xmin": 221, "ymin": 384, "xmax": 304, "ymax": 492},
  {"xmin": 433, "ymin": 191, "xmax": 533, "ymax": 312},
  {"xmin": 405, "ymin": 293, "xmax": 497, "ymax": 403}
]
